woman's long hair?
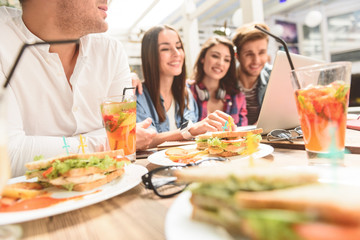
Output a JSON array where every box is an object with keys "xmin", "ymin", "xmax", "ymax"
[
  {"xmin": 192, "ymin": 36, "xmax": 239, "ymax": 95},
  {"xmin": 141, "ymin": 25, "xmax": 188, "ymax": 123}
]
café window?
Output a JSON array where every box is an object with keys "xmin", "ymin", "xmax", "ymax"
[
  {"xmin": 302, "ymin": 25, "xmax": 322, "ymax": 60},
  {"xmin": 328, "ymin": 10, "xmax": 360, "ymax": 61}
]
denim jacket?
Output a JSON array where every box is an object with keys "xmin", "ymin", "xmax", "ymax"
[
  {"xmin": 136, "ymin": 84, "xmax": 199, "ymax": 133},
  {"xmin": 257, "ymin": 63, "xmax": 272, "ymax": 106}
]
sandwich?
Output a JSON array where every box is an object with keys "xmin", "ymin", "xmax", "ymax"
[
  {"xmin": 175, "ymin": 163, "xmax": 360, "ymax": 239},
  {"xmin": 195, "ymin": 128, "xmax": 263, "ymax": 157},
  {"xmin": 25, "ymin": 149, "xmax": 130, "ymax": 191}
]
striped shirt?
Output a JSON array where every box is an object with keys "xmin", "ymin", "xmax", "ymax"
[
  {"xmin": 190, "ymin": 83, "xmax": 248, "ymax": 126},
  {"xmin": 239, "ymin": 81, "xmax": 260, "ymax": 125}
]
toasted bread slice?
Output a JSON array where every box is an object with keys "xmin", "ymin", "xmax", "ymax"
[
  {"xmin": 61, "ymin": 165, "xmax": 119, "ymax": 177},
  {"xmin": 236, "ymin": 183, "xmax": 360, "ymax": 225},
  {"xmin": 175, "ymin": 163, "xmax": 318, "ymax": 189},
  {"xmin": 26, "ymin": 164, "xmax": 124, "ymax": 181},
  {"xmin": 196, "ymin": 142, "xmax": 208, "ymax": 150},
  {"xmin": 191, "ymin": 194, "xmax": 244, "ymax": 236},
  {"xmin": 26, "ymin": 149, "xmax": 124, "ymax": 170},
  {"xmin": 211, "ymin": 128, "xmax": 263, "ymax": 139},
  {"xmin": 195, "ymin": 132, "xmax": 213, "ymax": 141},
  {"xmin": 216, "ymin": 151, "xmax": 240, "ymax": 157},
  {"xmin": 27, "ymin": 167, "xmax": 126, "ymax": 191},
  {"xmin": 69, "ymin": 168, "xmax": 125, "ymax": 192},
  {"xmin": 2, "ymin": 182, "xmax": 45, "ymax": 199}
]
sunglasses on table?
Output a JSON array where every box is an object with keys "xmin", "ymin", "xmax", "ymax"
[
  {"xmin": 141, "ymin": 157, "xmax": 229, "ymax": 198},
  {"xmin": 266, "ymin": 126, "xmax": 303, "ymax": 143}
]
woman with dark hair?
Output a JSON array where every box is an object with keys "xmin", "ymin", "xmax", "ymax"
[
  {"xmin": 190, "ymin": 36, "xmax": 248, "ymax": 126},
  {"xmin": 136, "ymin": 25, "xmax": 233, "ymax": 147}
]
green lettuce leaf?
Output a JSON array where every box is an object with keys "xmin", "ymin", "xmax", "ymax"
[
  {"xmin": 46, "ymin": 155, "xmax": 119, "ymax": 180},
  {"xmin": 207, "ymin": 137, "xmax": 228, "ymax": 149}
]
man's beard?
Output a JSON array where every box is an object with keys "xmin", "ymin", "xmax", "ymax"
[
  {"xmin": 55, "ymin": 3, "xmax": 108, "ymax": 37},
  {"xmin": 241, "ymin": 65, "xmax": 259, "ymax": 78}
]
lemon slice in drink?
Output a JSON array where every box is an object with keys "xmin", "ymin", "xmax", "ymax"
[{"xmin": 119, "ymin": 112, "xmax": 136, "ymax": 131}]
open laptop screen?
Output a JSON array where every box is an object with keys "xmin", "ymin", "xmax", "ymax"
[{"xmin": 256, "ymin": 51, "xmax": 324, "ymax": 134}]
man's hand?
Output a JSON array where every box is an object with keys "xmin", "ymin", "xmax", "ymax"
[
  {"xmin": 189, "ymin": 110, "xmax": 236, "ymax": 136},
  {"xmin": 131, "ymin": 72, "xmax": 143, "ymax": 95},
  {"xmin": 136, "ymin": 118, "xmax": 157, "ymax": 150}
]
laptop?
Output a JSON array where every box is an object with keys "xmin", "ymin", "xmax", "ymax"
[{"xmin": 255, "ymin": 51, "xmax": 324, "ymax": 134}]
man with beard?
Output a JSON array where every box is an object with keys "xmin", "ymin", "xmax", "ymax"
[
  {"xmin": 0, "ymin": 0, "xmax": 156, "ymax": 177},
  {"xmin": 232, "ymin": 22, "xmax": 272, "ymax": 125}
]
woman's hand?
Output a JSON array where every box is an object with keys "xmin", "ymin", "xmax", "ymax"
[
  {"xmin": 189, "ymin": 110, "xmax": 235, "ymax": 136},
  {"xmin": 136, "ymin": 118, "xmax": 157, "ymax": 150}
]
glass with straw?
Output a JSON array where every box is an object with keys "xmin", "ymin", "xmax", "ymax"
[
  {"xmin": 255, "ymin": 25, "xmax": 351, "ymax": 166},
  {"xmin": 100, "ymin": 87, "xmax": 136, "ymax": 162},
  {"xmin": 290, "ymin": 62, "xmax": 351, "ymax": 166}
]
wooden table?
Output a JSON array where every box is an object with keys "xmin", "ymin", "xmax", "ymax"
[
  {"xmin": 261, "ymin": 128, "xmax": 360, "ymax": 154},
  {"xmin": 19, "ymin": 131, "xmax": 360, "ymax": 240}
]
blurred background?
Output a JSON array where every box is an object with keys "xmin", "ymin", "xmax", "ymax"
[
  {"xmin": 104, "ymin": 0, "xmax": 360, "ymax": 74},
  {"xmin": 2, "ymin": 0, "xmax": 360, "ymax": 105}
]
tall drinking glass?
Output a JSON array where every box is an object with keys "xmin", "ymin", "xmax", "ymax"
[
  {"xmin": 291, "ymin": 62, "xmax": 352, "ymax": 166},
  {"xmin": 100, "ymin": 95, "xmax": 136, "ymax": 162}
]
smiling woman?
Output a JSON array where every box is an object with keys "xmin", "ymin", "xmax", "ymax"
[
  {"xmin": 136, "ymin": 25, "xmax": 194, "ymax": 136},
  {"xmin": 135, "ymin": 25, "xmax": 235, "ymax": 148},
  {"xmin": 189, "ymin": 36, "xmax": 248, "ymax": 126}
]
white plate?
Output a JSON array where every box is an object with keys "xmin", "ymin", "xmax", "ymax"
[
  {"xmin": 148, "ymin": 144, "xmax": 274, "ymax": 166},
  {"xmin": 0, "ymin": 164, "xmax": 148, "ymax": 225},
  {"xmin": 165, "ymin": 167, "xmax": 360, "ymax": 240},
  {"xmin": 286, "ymin": 166, "xmax": 360, "ymax": 186},
  {"xmin": 165, "ymin": 191, "xmax": 234, "ymax": 240}
]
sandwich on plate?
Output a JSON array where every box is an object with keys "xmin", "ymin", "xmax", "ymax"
[
  {"xmin": 195, "ymin": 128, "xmax": 263, "ymax": 157},
  {"xmin": 25, "ymin": 150, "xmax": 130, "ymax": 191},
  {"xmin": 175, "ymin": 163, "xmax": 360, "ymax": 239}
]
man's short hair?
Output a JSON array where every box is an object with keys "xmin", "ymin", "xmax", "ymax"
[{"xmin": 232, "ymin": 22, "xmax": 269, "ymax": 53}]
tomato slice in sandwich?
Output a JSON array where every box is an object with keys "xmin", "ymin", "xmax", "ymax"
[
  {"xmin": 294, "ymin": 222, "xmax": 360, "ymax": 240},
  {"xmin": 220, "ymin": 138, "xmax": 246, "ymax": 153},
  {"xmin": 221, "ymin": 139, "xmax": 245, "ymax": 144},
  {"xmin": 42, "ymin": 166, "xmax": 54, "ymax": 178}
]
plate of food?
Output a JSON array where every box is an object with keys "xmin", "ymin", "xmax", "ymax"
[
  {"xmin": 165, "ymin": 163, "xmax": 360, "ymax": 240},
  {"xmin": 0, "ymin": 150, "xmax": 148, "ymax": 225},
  {"xmin": 148, "ymin": 128, "xmax": 273, "ymax": 166}
]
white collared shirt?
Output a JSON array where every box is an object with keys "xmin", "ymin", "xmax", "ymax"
[{"xmin": 0, "ymin": 7, "xmax": 132, "ymax": 176}]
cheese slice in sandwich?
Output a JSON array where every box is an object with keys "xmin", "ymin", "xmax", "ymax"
[{"xmin": 25, "ymin": 149, "xmax": 130, "ymax": 191}]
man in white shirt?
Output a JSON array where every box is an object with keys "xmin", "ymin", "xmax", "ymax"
[{"xmin": 0, "ymin": 0, "xmax": 156, "ymax": 177}]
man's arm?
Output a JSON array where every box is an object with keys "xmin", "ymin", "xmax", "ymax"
[{"xmin": 6, "ymin": 88, "xmax": 109, "ymax": 177}]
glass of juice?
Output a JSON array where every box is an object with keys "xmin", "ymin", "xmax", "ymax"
[
  {"xmin": 101, "ymin": 95, "xmax": 136, "ymax": 162},
  {"xmin": 291, "ymin": 62, "xmax": 352, "ymax": 166}
]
